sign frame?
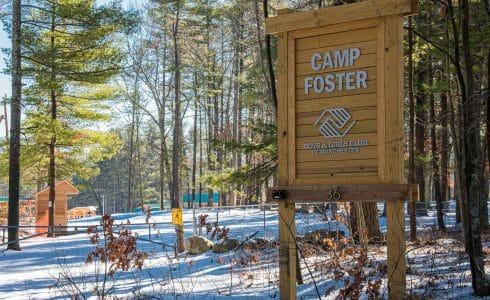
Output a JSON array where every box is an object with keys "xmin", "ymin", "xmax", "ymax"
[
  {"xmin": 275, "ymin": 11, "xmax": 404, "ymax": 186},
  {"xmin": 266, "ymin": 1, "xmax": 418, "ymax": 299}
]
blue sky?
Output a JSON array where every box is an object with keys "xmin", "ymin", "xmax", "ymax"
[
  {"xmin": 0, "ymin": 0, "xmax": 135, "ymax": 138},
  {"xmin": 0, "ymin": 0, "xmax": 133, "ymax": 100},
  {"xmin": 0, "ymin": 25, "xmax": 9, "ymax": 138},
  {"xmin": 0, "ymin": 26, "xmax": 10, "ymax": 98}
]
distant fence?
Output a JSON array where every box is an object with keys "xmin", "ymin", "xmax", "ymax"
[
  {"xmin": 0, "ymin": 221, "xmax": 177, "ymax": 250},
  {"xmin": 2, "ymin": 200, "xmax": 488, "ymax": 251}
]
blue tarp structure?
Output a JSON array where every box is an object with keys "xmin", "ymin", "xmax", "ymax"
[
  {"xmin": 0, "ymin": 196, "xmax": 32, "ymax": 202},
  {"xmin": 183, "ymin": 193, "xmax": 219, "ymax": 204},
  {"xmin": 133, "ymin": 204, "xmax": 161, "ymax": 213},
  {"xmin": 132, "ymin": 193, "xmax": 219, "ymax": 212}
]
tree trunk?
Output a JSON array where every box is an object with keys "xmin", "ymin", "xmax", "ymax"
[
  {"xmin": 460, "ymin": 0, "xmax": 489, "ymax": 294},
  {"xmin": 440, "ymin": 91, "xmax": 449, "ymax": 205},
  {"xmin": 136, "ymin": 109, "xmax": 144, "ymax": 213},
  {"xmin": 3, "ymin": 99, "xmax": 8, "ymax": 141},
  {"xmin": 191, "ymin": 73, "xmax": 198, "ymax": 210},
  {"xmin": 199, "ymin": 107, "xmax": 203, "ymax": 208},
  {"xmin": 159, "ymin": 135, "xmax": 165, "ymax": 210},
  {"xmin": 263, "ymin": 0, "xmax": 277, "ymax": 113},
  {"xmin": 127, "ymin": 100, "xmax": 135, "ymax": 213},
  {"xmin": 428, "ymin": 63, "xmax": 445, "ymax": 230},
  {"xmin": 483, "ymin": 49, "xmax": 490, "ymax": 231},
  {"xmin": 350, "ymin": 202, "xmax": 382, "ymax": 243},
  {"xmin": 171, "ymin": 1, "xmax": 184, "ymax": 253},
  {"xmin": 47, "ymin": 9, "xmax": 57, "ymax": 238},
  {"xmin": 484, "ymin": 0, "xmax": 490, "ymax": 231},
  {"xmin": 7, "ymin": 0, "xmax": 21, "ymax": 250},
  {"xmin": 115, "ymin": 157, "xmax": 122, "ymax": 213},
  {"xmin": 408, "ymin": 16, "xmax": 417, "ymax": 241},
  {"xmin": 415, "ymin": 59, "xmax": 428, "ymax": 216}
]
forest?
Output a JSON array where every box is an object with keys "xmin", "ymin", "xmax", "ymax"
[{"xmin": 0, "ymin": 0, "xmax": 489, "ymax": 298}]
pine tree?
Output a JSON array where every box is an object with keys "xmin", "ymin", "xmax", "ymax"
[{"xmin": 20, "ymin": 0, "xmax": 135, "ymax": 235}]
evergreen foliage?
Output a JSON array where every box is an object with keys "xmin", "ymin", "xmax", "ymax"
[{"xmin": 0, "ymin": 1, "xmax": 137, "ymax": 187}]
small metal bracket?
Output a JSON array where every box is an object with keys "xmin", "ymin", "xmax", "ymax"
[{"xmin": 271, "ymin": 190, "xmax": 288, "ymax": 200}]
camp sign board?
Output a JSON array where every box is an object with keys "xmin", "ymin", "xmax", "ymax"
[
  {"xmin": 270, "ymin": 0, "xmax": 417, "ymax": 187},
  {"xmin": 267, "ymin": 1, "xmax": 417, "ymax": 299}
]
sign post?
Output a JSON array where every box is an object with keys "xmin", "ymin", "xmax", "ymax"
[{"xmin": 266, "ymin": 1, "xmax": 417, "ymax": 299}]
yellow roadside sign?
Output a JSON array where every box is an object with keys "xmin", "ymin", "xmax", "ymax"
[{"xmin": 172, "ymin": 207, "xmax": 183, "ymax": 225}]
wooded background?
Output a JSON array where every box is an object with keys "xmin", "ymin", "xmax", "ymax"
[
  {"xmin": 0, "ymin": 0, "xmax": 487, "ymax": 229},
  {"xmin": 0, "ymin": 0, "xmax": 487, "ymax": 223},
  {"xmin": 0, "ymin": 0, "xmax": 489, "ymax": 295}
]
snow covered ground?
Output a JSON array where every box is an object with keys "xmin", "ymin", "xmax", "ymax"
[{"xmin": 0, "ymin": 204, "xmax": 488, "ymax": 299}]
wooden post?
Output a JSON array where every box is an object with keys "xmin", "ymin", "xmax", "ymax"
[
  {"xmin": 382, "ymin": 14, "xmax": 406, "ymax": 299},
  {"xmin": 276, "ymin": 8, "xmax": 296, "ymax": 299},
  {"xmin": 278, "ymin": 202, "xmax": 296, "ymax": 299},
  {"xmin": 386, "ymin": 200, "xmax": 406, "ymax": 298}
]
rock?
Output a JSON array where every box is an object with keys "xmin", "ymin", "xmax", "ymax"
[
  {"xmin": 303, "ymin": 229, "xmax": 345, "ymax": 251},
  {"xmin": 185, "ymin": 235, "xmax": 213, "ymax": 255},
  {"xmin": 242, "ymin": 241, "xmax": 257, "ymax": 251},
  {"xmin": 213, "ymin": 239, "xmax": 240, "ymax": 253},
  {"xmin": 254, "ymin": 237, "xmax": 272, "ymax": 249},
  {"xmin": 303, "ymin": 229, "xmax": 345, "ymax": 243}
]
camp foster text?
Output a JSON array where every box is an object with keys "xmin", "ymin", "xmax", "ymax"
[
  {"xmin": 304, "ymin": 46, "xmax": 370, "ymax": 155},
  {"xmin": 304, "ymin": 47, "xmax": 368, "ymax": 95}
]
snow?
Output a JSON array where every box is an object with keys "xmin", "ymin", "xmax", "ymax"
[{"xmin": 0, "ymin": 204, "xmax": 488, "ymax": 299}]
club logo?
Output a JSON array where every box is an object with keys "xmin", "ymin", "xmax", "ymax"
[{"xmin": 315, "ymin": 108, "xmax": 356, "ymax": 138}]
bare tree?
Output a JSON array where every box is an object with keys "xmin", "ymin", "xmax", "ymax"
[
  {"xmin": 428, "ymin": 61, "xmax": 445, "ymax": 230},
  {"xmin": 407, "ymin": 16, "xmax": 417, "ymax": 241},
  {"xmin": 171, "ymin": 0, "xmax": 185, "ymax": 253}
]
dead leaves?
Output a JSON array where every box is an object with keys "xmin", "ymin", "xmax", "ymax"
[{"xmin": 86, "ymin": 214, "xmax": 148, "ymax": 277}]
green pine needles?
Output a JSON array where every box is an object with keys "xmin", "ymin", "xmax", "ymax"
[{"xmin": 18, "ymin": 0, "xmax": 137, "ymax": 184}]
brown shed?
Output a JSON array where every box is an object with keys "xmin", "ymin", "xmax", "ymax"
[{"xmin": 35, "ymin": 180, "xmax": 79, "ymax": 235}]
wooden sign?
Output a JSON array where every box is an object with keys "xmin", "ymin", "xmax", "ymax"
[
  {"xmin": 270, "ymin": 0, "xmax": 416, "ymax": 187},
  {"xmin": 266, "ymin": 1, "xmax": 417, "ymax": 299}
]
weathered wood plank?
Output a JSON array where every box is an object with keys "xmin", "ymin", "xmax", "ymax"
[
  {"xmin": 266, "ymin": 0, "xmax": 414, "ymax": 34},
  {"xmin": 296, "ymin": 132, "xmax": 378, "ymax": 148},
  {"xmin": 295, "ymin": 27, "xmax": 377, "ymax": 51},
  {"xmin": 382, "ymin": 15, "xmax": 406, "ymax": 300},
  {"xmin": 277, "ymin": 32, "xmax": 288, "ymax": 186},
  {"xmin": 267, "ymin": 184, "xmax": 410, "ymax": 203},
  {"xmin": 376, "ymin": 18, "xmax": 386, "ymax": 182},
  {"xmin": 296, "ymin": 159, "xmax": 378, "ymax": 175},
  {"xmin": 296, "ymin": 80, "xmax": 377, "ymax": 100},
  {"xmin": 296, "ymin": 146, "xmax": 378, "ymax": 162},
  {"xmin": 287, "ymin": 34, "xmax": 296, "ymax": 185},
  {"xmin": 296, "ymin": 120, "xmax": 377, "ymax": 137},
  {"xmin": 296, "ymin": 40, "xmax": 376, "ymax": 63},
  {"xmin": 278, "ymin": 201, "xmax": 296, "ymax": 299},
  {"xmin": 296, "ymin": 93, "xmax": 377, "ymax": 113},
  {"xmin": 276, "ymin": 8, "xmax": 297, "ymax": 296},
  {"xmin": 295, "ymin": 66, "xmax": 377, "ymax": 87},
  {"xmin": 294, "ymin": 173, "xmax": 382, "ymax": 186},
  {"xmin": 290, "ymin": 18, "xmax": 380, "ymax": 40},
  {"xmin": 296, "ymin": 54, "xmax": 377, "ymax": 76},
  {"xmin": 296, "ymin": 108, "xmax": 377, "ymax": 125}
]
